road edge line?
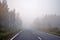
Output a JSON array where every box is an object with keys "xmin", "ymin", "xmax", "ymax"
[
  {"xmin": 10, "ymin": 31, "xmax": 22, "ymax": 40},
  {"xmin": 46, "ymin": 33, "xmax": 60, "ymax": 38}
]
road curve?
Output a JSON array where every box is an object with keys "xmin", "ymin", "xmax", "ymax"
[
  {"xmin": 12, "ymin": 30, "xmax": 40, "ymax": 40},
  {"xmin": 11, "ymin": 30, "xmax": 60, "ymax": 40}
]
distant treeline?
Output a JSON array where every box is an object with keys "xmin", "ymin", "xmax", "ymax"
[
  {"xmin": 33, "ymin": 15, "xmax": 60, "ymax": 31},
  {"xmin": 33, "ymin": 15, "xmax": 60, "ymax": 36}
]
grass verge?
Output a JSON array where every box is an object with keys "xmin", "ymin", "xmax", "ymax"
[{"xmin": 0, "ymin": 32, "xmax": 15, "ymax": 40}]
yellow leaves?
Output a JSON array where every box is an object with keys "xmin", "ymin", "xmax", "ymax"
[{"xmin": 0, "ymin": 1, "xmax": 8, "ymax": 19}]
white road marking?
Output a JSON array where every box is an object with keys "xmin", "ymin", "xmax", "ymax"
[
  {"xmin": 32, "ymin": 32, "xmax": 42, "ymax": 40},
  {"xmin": 46, "ymin": 33, "xmax": 60, "ymax": 38},
  {"xmin": 10, "ymin": 31, "xmax": 22, "ymax": 40},
  {"xmin": 38, "ymin": 37, "xmax": 42, "ymax": 40}
]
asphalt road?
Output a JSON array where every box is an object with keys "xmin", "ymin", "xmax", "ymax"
[{"xmin": 11, "ymin": 30, "xmax": 60, "ymax": 40}]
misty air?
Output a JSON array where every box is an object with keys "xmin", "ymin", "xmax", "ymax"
[{"xmin": 0, "ymin": 0, "xmax": 60, "ymax": 40}]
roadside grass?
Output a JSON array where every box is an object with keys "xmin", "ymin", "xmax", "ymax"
[
  {"xmin": 0, "ymin": 32, "xmax": 15, "ymax": 40},
  {"xmin": 39, "ymin": 29, "xmax": 60, "ymax": 37},
  {"xmin": 48, "ymin": 32, "xmax": 60, "ymax": 36},
  {"xmin": 47, "ymin": 30, "xmax": 60, "ymax": 37}
]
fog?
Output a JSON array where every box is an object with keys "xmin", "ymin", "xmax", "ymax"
[
  {"xmin": 0, "ymin": 0, "xmax": 60, "ymax": 39},
  {"xmin": 6, "ymin": 0, "xmax": 60, "ymax": 29}
]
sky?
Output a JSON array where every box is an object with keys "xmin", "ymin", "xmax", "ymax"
[{"xmin": 2, "ymin": 0, "xmax": 60, "ymax": 28}]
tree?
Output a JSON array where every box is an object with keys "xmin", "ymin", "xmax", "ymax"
[
  {"xmin": 0, "ymin": 0, "xmax": 8, "ymax": 30},
  {"xmin": 0, "ymin": 0, "xmax": 8, "ymax": 18},
  {"xmin": 0, "ymin": 0, "xmax": 22, "ymax": 32}
]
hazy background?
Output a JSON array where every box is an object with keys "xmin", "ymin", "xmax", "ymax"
[
  {"xmin": 6, "ymin": 0, "xmax": 60, "ymax": 28},
  {"xmin": 0, "ymin": 0, "xmax": 60, "ymax": 40}
]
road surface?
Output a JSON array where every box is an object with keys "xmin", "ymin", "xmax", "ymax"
[{"xmin": 11, "ymin": 30, "xmax": 60, "ymax": 40}]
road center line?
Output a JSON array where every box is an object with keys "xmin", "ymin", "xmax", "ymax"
[
  {"xmin": 38, "ymin": 37, "xmax": 42, "ymax": 40},
  {"xmin": 32, "ymin": 32, "xmax": 42, "ymax": 40}
]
